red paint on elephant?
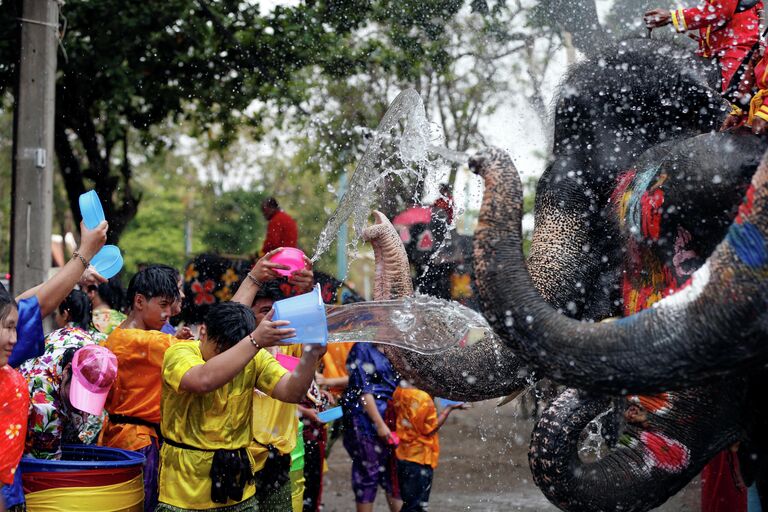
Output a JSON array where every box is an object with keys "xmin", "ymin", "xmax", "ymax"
[
  {"xmin": 628, "ymin": 393, "xmax": 672, "ymax": 416},
  {"xmin": 641, "ymin": 431, "xmax": 690, "ymax": 473},
  {"xmin": 640, "ymin": 188, "xmax": 664, "ymax": 241},
  {"xmin": 735, "ymin": 185, "xmax": 755, "ymax": 225}
]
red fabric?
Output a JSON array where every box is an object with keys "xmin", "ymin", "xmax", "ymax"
[
  {"xmin": 678, "ymin": 0, "xmax": 762, "ymax": 90},
  {"xmin": 22, "ymin": 466, "xmax": 142, "ymax": 492},
  {"xmin": 261, "ymin": 210, "xmax": 298, "ymax": 254},
  {"xmin": 701, "ymin": 450, "xmax": 747, "ymax": 512},
  {"xmin": 432, "ymin": 197, "xmax": 454, "ymax": 224},
  {"xmin": 0, "ymin": 366, "xmax": 29, "ymax": 485}
]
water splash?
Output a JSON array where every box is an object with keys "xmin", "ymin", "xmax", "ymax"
[
  {"xmin": 312, "ymin": 89, "xmax": 465, "ymax": 263},
  {"xmin": 324, "ymin": 294, "xmax": 491, "ymax": 354},
  {"xmin": 578, "ymin": 407, "xmax": 613, "ymax": 461}
]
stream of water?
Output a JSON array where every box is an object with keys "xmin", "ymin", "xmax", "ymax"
[{"xmin": 324, "ymin": 294, "xmax": 491, "ymax": 354}]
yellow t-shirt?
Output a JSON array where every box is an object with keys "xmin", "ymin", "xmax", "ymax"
[
  {"xmin": 158, "ymin": 341, "xmax": 287, "ymax": 509},
  {"xmin": 249, "ymin": 344, "xmax": 304, "ymax": 471}
]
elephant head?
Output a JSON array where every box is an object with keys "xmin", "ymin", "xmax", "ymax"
[
  {"xmin": 471, "ymin": 138, "xmax": 768, "ymax": 393},
  {"xmin": 361, "ymin": 210, "xmax": 529, "ymax": 402}
]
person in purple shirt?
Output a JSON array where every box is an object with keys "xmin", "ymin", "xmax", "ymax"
[{"xmin": 340, "ymin": 343, "xmax": 402, "ymax": 512}]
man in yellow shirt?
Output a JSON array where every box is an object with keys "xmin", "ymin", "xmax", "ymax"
[
  {"xmin": 158, "ymin": 300, "xmax": 325, "ymax": 511},
  {"xmin": 248, "ymin": 282, "xmax": 312, "ymax": 511}
]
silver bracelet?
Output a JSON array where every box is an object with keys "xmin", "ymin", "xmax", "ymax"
[{"xmin": 246, "ymin": 273, "xmax": 263, "ymax": 288}]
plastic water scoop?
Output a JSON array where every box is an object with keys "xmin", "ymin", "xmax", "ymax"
[
  {"xmin": 90, "ymin": 245, "xmax": 123, "ymax": 279},
  {"xmin": 317, "ymin": 406, "xmax": 343, "ymax": 423},
  {"xmin": 79, "ymin": 190, "xmax": 105, "ymax": 230},
  {"xmin": 269, "ymin": 247, "xmax": 306, "ymax": 277},
  {"xmin": 272, "ymin": 284, "xmax": 328, "ymax": 345}
]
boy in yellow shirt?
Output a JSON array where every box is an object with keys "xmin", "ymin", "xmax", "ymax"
[
  {"xmin": 392, "ymin": 384, "xmax": 465, "ymax": 512},
  {"xmin": 157, "ymin": 278, "xmax": 324, "ymax": 510}
]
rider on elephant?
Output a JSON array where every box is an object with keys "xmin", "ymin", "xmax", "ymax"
[{"xmin": 644, "ymin": 0, "xmax": 763, "ymax": 93}]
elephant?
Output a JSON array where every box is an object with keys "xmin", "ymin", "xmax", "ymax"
[
  {"xmin": 466, "ymin": 41, "xmax": 768, "ymax": 512},
  {"xmin": 355, "ymin": 38, "xmax": 768, "ymax": 511}
]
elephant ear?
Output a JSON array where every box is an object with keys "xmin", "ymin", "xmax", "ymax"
[
  {"xmin": 530, "ymin": 384, "xmax": 746, "ymax": 512},
  {"xmin": 362, "ymin": 210, "xmax": 529, "ymax": 402}
]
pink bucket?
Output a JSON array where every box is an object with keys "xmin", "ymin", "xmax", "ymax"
[
  {"xmin": 70, "ymin": 345, "xmax": 118, "ymax": 416},
  {"xmin": 269, "ymin": 247, "xmax": 306, "ymax": 277}
]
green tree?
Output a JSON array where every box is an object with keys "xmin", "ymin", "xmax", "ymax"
[
  {"xmin": 0, "ymin": 0, "xmax": 375, "ymax": 242},
  {"xmin": 199, "ymin": 188, "xmax": 266, "ymax": 256}
]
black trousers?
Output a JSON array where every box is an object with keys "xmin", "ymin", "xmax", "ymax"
[{"xmin": 397, "ymin": 459, "xmax": 434, "ymax": 512}]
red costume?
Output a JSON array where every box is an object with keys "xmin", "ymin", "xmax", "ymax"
[
  {"xmin": 671, "ymin": 0, "xmax": 763, "ymax": 91},
  {"xmin": 261, "ymin": 210, "xmax": 298, "ymax": 254}
]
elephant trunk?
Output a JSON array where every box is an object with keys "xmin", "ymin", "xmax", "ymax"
[
  {"xmin": 362, "ymin": 211, "xmax": 528, "ymax": 402},
  {"xmin": 471, "ymin": 147, "xmax": 768, "ymax": 393},
  {"xmin": 530, "ymin": 385, "xmax": 745, "ymax": 512}
]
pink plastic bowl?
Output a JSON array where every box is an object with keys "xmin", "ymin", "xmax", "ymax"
[
  {"xmin": 70, "ymin": 345, "xmax": 118, "ymax": 416},
  {"xmin": 269, "ymin": 248, "xmax": 306, "ymax": 277},
  {"xmin": 275, "ymin": 353, "xmax": 300, "ymax": 372}
]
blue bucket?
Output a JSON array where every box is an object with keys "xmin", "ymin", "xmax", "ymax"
[
  {"xmin": 78, "ymin": 190, "xmax": 105, "ymax": 230},
  {"xmin": 272, "ymin": 284, "xmax": 328, "ymax": 345},
  {"xmin": 90, "ymin": 245, "xmax": 124, "ymax": 279}
]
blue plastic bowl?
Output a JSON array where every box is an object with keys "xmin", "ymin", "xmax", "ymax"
[
  {"xmin": 272, "ymin": 284, "xmax": 328, "ymax": 345},
  {"xmin": 317, "ymin": 406, "xmax": 343, "ymax": 423},
  {"xmin": 78, "ymin": 190, "xmax": 105, "ymax": 230},
  {"xmin": 437, "ymin": 398, "xmax": 464, "ymax": 408},
  {"xmin": 90, "ymin": 245, "xmax": 123, "ymax": 279}
]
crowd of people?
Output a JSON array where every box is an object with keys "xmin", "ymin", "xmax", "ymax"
[{"xmin": 0, "ymin": 196, "xmax": 465, "ymax": 512}]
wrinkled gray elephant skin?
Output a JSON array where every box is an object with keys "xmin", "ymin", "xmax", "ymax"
[{"xmin": 362, "ymin": 211, "xmax": 529, "ymax": 402}]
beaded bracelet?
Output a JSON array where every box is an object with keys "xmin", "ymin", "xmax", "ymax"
[{"xmin": 72, "ymin": 251, "xmax": 89, "ymax": 269}]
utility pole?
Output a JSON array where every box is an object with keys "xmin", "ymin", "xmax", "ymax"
[{"xmin": 10, "ymin": 0, "xmax": 59, "ymax": 295}]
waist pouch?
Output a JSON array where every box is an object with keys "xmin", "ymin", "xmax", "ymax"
[
  {"xmin": 163, "ymin": 437, "xmax": 253, "ymax": 504},
  {"xmin": 254, "ymin": 445, "xmax": 290, "ymax": 494}
]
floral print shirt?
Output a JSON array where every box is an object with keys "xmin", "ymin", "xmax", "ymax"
[
  {"xmin": 92, "ymin": 308, "xmax": 127, "ymax": 336},
  {"xmin": 18, "ymin": 326, "xmax": 106, "ymax": 459}
]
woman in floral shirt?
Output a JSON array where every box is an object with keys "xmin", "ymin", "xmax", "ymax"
[{"xmin": 18, "ymin": 291, "xmax": 106, "ymax": 459}]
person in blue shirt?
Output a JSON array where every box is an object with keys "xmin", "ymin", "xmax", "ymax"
[{"xmin": 340, "ymin": 343, "xmax": 402, "ymax": 512}]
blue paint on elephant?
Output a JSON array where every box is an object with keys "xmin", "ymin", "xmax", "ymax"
[{"xmin": 727, "ymin": 222, "xmax": 768, "ymax": 268}]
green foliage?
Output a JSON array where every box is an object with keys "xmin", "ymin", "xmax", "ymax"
[
  {"xmin": 199, "ymin": 189, "xmax": 266, "ymax": 256},
  {"xmin": 118, "ymin": 151, "xmax": 204, "ymax": 276}
]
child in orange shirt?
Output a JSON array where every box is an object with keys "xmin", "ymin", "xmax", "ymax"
[{"xmin": 392, "ymin": 385, "xmax": 465, "ymax": 512}]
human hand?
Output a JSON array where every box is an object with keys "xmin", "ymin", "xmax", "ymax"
[
  {"xmin": 720, "ymin": 113, "xmax": 744, "ymax": 132},
  {"xmin": 299, "ymin": 406, "xmax": 321, "ymax": 424},
  {"xmin": 314, "ymin": 372, "xmax": 327, "ymax": 386},
  {"xmin": 78, "ymin": 266, "xmax": 107, "ymax": 289},
  {"xmin": 287, "ymin": 256, "xmax": 314, "ymax": 293},
  {"xmin": 643, "ymin": 8, "xmax": 671, "ymax": 29},
  {"xmin": 376, "ymin": 422, "xmax": 392, "ymax": 440},
  {"xmin": 302, "ymin": 343, "xmax": 327, "ymax": 360},
  {"xmin": 250, "ymin": 248, "xmax": 290, "ymax": 283},
  {"xmin": 320, "ymin": 388, "xmax": 337, "ymax": 406},
  {"xmin": 176, "ymin": 326, "xmax": 194, "ymax": 340},
  {"xmin": 753, "ymin": 117, "xmax": 768, "ymax": 136},
  {"xmin": 251, "ymin": 309, "xmax": 295, "ymax": 348},
  {"xmin": 78, "ymin": 221, "xmax": 108, "ymax": 260}
]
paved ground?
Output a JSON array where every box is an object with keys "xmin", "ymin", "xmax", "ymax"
[{"xmin": 321, "ymin": 399, "xmax": 701, "ymax": 511}]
